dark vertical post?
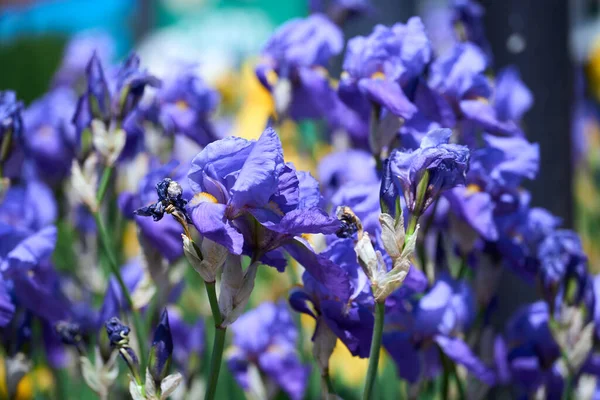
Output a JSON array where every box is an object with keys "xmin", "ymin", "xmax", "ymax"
[
  {"xmin": 481, "ymin": 0, "xmax": 574, "ymax": 226},
  {"xmin": 480, "ymin": 1, "xmax": 574, "ymax": 340}
]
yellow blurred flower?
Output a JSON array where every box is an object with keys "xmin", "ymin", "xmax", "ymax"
[
  {"xmin": 233, "ymin": 60, "xmax": 274, "ymax": 140},
  {"xmin": 299, "ymin": 312, "xmax": 386, "ymax": 388},
  {"xmin": 0, "ymin": 359, "xmax": 54, "ymax": 400}
]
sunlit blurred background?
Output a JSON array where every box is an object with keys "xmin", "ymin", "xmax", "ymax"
[{"xmin": 0, "ymin": 0, "xmax": 599, "ymax": 398}]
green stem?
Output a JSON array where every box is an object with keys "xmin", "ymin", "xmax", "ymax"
[
  {"xmin": 439, "ymin": 348, "xmax": 451, "ymax": 400},
  {"xmin": 452, "ymin": 362, "xmax": 466, "ymax": 400},
  {"xmin": 96, "ymin": 166, "xmax": 114, "ymax": 204},
  {"xmin": 93, "ymin": 211, "xmax": 148, "ymax": 371},
  {"xmin": 560, "ymin": 349, "xmax": 573, "ymax": 400},
  {"xmin": 362, "ymin": 301, "xmax": 385, "ymax": 400},
  {"xmin": 205, "ymin": 282, "xmax": 223, "ymax": 326},
  {"xmin": 204, "ymin": 281, "xmax": 227, "ymax": 400},
  {"xmin": 287, "ymin": 263, "xmax": 308, "ymax": 360},
  {"xmin": 322, "ymin": 371, "xmax": 336, "ymax": 399},
  {"xmin": 0, "ymin": 130, "xmax": 13, "ymax": 178},
  {"xmin": 369, "ymin": 103, "xmax": 382, "ymax": 173}
]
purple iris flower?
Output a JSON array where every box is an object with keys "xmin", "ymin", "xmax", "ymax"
[
  {"xmin": 187, "ymin": 127, "xmax": 349, "ymax": 301},
  {"xmin": 389, "ymin": 128, "xmax": 469, "ymax": 215},
  {"xmin": 494, "ymin": 66, "xmax": 533, "ymax": 122},
  {"xmin": 451, "ymin": 0, "xmax": 491, "ymax": 61},
  {"xmin": 444, "ymin": 134, "xmax": 538, "ymax": 242},
  {"xmin": 157, "ymin": 67, "xmax": 219, "ymax": 146},
  {"xmin": 0, "ymin": 91, "xmax": 24, "ymax": 177},
  {"xmin": 167, "ymin": 306, "xmax": 204, "ymax": 377},
  {"xmin": 73, "ymin": 52, "xmax": 160, "ymax": 134},
  {"xmin": 428, "ymin": 43, "xmax": 519, "ymax": 136},
  {"xmin": 317, "ymin": 149, "xmax": 378, "ymax": 199},
  {"xmin": 0, "ymin": 225, "xmax": 62, "ymax": 326},
  {"xmin": 98, "ymin": 259, "xmax": 148, "ymax": 325},
  {"xmin": 0, "ymin": 91, "xmax": 23, "ymax": 142},
  {"xmin": 149, "ymin": 66, "xmax": 220, "ymax": 146},
  {"xmin": 149, "ymin": 309, "xmax": 174, "ymax": 385},
  {"xmin": 383, "ymin": 274, "xmax": 495, "ymax": 385},
  {"xmin": 0, "ymin": 179, "xmax": 57, "ymax": 235},
  {"xmin": 338, "ymin": 17, "xmax": 428, "ymax": 138},
  {"xmin": 289, "ymin": 238, "xmax": 374, "ymax": 357},
  {"xmin": 23, "ymin": 88, "xmax": 78, "ymax": 183},
  {"xmin": 490, "ymin": 204, "xmax": 562, "ymax": 283},
  {"xmin": 119, "ymin": 159, "xmax": 192, "ymax": 262},
  {"xmin": 497, "ymin": 302, "xmax": 563, "ymax": 396},
  {"xmin": 256, "ymin": 14, "xmax": 344, "ymax": 122},
  {"xmin": 227, "ymin": 301, "xmax": 310, "ymax": 400},
  {"xmin": 537, "ymin": 230, "xmax": 589, "ymax": 310},
  {"xmin": 52, "ymin": 31, "xmax": 115, "ymax": 89}
]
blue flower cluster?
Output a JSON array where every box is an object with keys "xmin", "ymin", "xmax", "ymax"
[{"xmin": 0, "ymin": 0, "xmax": 594, "ymax": 399}]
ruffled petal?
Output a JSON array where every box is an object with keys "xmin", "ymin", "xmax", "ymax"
[
  {"xmin": 435, "ymin": 335, "xmax": 495, "ymax": 385},
  {"xmin": 230, "ymin": 128, "xmax": 284, "ymax": 210},
  {"xmin": 358, "ymin": 78, "xmax": 417, "ymax": 118},
  {"xmin": 284, "ymin": 238, "xmax": 350, "ymax": 302},
  {"xmin": 189, "ymin": 202, "xmax": 243, "ymax": 255},
  {"xmin": 2, "ymin": 226, "xmax": 57, "ymax": 273}
]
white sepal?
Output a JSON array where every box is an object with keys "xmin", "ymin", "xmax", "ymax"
[
  {"xmin": 128, "ymin": 380, "xmax": 145, "ymax": 400},
  {"xmin": 312, "ymin": 320, "xmax": 337, "ymax": 375},
  {"xmin": 92, "ymin": 119, "xmax": 126, "ymax": 166},
  {"xmin": 182, "ymin": 234, "xmax": 228, "ymax": 283},
  {"xmin": 245, "ymin": 364, "xmax": 268, "ymax": 400},
  {"xmin": 273, "ymin": 78, "xmax": 292, "ymax": 117},
  {"xmin": 219, "ymin": 255, "xmax": 260, "ymax": 327},
  {"xmin": 160, "ymin": 372, "xmax": 183, "ymax": 400},
  {"xmin": 71, "ymin": 158, "xmax": 98, "ymax": 212}
]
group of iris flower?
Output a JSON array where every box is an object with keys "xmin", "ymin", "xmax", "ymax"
[{"xmin": 0, "ymin": 0, "xmax": 597, "ymax": 399}]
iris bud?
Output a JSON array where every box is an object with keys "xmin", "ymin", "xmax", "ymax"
[{"xmin": 148, "ymin": 309, "xmax": 173, "ymax": 386}]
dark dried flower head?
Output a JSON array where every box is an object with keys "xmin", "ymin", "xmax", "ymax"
[
  {"xmin": 134, "ymin": 178, "xmax": 189, "ymax": 222},
  {"xmin": 105, "ymin": 317, "xmax": 130, "ymax": 347},
  {"xmin": 55, "ymin": 321, "xmax": 83, "ymax": 346}
]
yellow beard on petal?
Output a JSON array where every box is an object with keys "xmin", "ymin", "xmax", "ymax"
[
  {"xmin": 189, "ymin": 192, "xmax": 219, "ymax": 206},
  {"xmin": 465, "ymin": 183, "xmax": 482, "ymax": 195}
]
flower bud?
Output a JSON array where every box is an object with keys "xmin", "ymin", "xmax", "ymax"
[
  {"xmin": 0, "ymin": 91, "xmax": 23, "ymax": 166},
  {"xmin": 85, "ymin": 53, "xmax": 111, "ymax": 123},
  {"xmin": 105, "ymin": 317, "xmax": 141, "ymax": 383},
  {"xmin": 219, "ymin": 255, "xmax": 260, "ymax": 327},
  {"xmin": 182, "ymin": 234, "xmax": 228, "ymax": 283},
  {"xmin": 105, "ymin": 317, "xmax": 130, "ymax": 346},
  {"xmin": 148, "ymin": 309, "xmax": 173, "ymax": 386},
  {"xmin": 355, "ymin": 212, "xmax": 418, "ymax": 302}
]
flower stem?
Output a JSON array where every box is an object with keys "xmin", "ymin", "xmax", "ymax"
[
  {"xmin": 322, "ymin": 371, "xmax": 336, "ymax": 398},
  {"xmin": 93, "ymin": 211, "xmax": 148, "ymax": 371},
  {"xmin": 369, "ymin": 103, "xmax": 383, "ymax": 172},
  {"xmin": 560, "ymin": 349, "xmax": 573, "ymax": 399},
  {"xmin": 204, "ymin": 281, "xmax": 227, "ymax": 400},
  {"xmin": 362, "ymin": 300, "xmax": 385, "ymax": 400},
  {"xmin": 96, "ymin": 165, "xmax": 114, "ymax": 204}
]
